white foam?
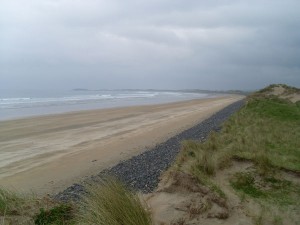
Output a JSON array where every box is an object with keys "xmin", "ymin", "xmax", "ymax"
[
  {"xmin": 0, "ymin": 92, "xmax": 162, "ymax": 109},
  {"xmin": 0, "ymin": 90, "xmax": 211, "ymax": 120}
]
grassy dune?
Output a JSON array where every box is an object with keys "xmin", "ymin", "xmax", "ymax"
[
  {"xmin": 168, "ymin": 84, "xmax": 300, "ymax": 224},
  {"xmin": 188, "ymin": 94, "xmax": 300, "ymax": 175}
]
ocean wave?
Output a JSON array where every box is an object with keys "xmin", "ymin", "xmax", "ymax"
[
  {"xmin": 0, "ymin": 92, "xmax": 161, "ymax": 109},
  {"xmin": 0, "ymin": 97, "xmax": 31, "ymax": 102},
  {"xmin": 0, "ymin": 90, "xmax": 212, "ymax": 120}
]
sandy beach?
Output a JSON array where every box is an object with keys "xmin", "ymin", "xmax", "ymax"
[{"xmin": 0, "ymin": 95, "xmax": 243, "ymax": 195}]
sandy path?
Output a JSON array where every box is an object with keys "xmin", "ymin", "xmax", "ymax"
[{"xmin": 0, "ymin": 95, "xmax": 243, "ymax": 195}]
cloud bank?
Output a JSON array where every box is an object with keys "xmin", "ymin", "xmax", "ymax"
[{"xmin": 1, "ymin": 0, "xmax": 299, "ymax": 90}]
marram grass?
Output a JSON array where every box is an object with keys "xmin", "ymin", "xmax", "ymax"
[
  {"xmin": 175, "ymin": 89, "xmax": 300, "ymax": 209},
  {"xmin": 0, "ymin": 188, "xmax": 25, "ymax": 216},
  {"xmin": 78, "ymin": 178, "xmax": 152, "ymax": 225}
]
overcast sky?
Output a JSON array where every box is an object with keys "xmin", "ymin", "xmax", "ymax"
[{"xmin": 1, "ymin": 0, "xmax": 299, "ymax": 90}]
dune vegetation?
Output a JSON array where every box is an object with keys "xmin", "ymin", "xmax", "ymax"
[
  {"xmin": 0, "ymin": 179, "xmax": 152, "ymax": 225},
  {"xmin": 77, "ymin": 178, "xmax": 152, "ymax": 225},
  {"xmin": 158, "ymin": 84, "xmax": 300, "ymax": 224}
]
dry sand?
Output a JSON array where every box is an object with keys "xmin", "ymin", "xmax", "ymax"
[
  {"xmin": 0, "ymin": 95, "xmax": 243, "ymax": 195},
  {"xmin": 268, "ymin": 85, "xmax": 300, "ymax": 103}
]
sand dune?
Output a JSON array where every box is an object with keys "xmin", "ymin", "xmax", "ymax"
[{"xmin": 0, "ymin": 95, "xmax": 243, "ymax": 195}]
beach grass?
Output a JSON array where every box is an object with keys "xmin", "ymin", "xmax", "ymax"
[
  {"xmin": 0, "ymin": 188, "xmax": 23, "ymax": 216},
  {"xmin": 78, "ymin": 178, "xmax": 152, "ymax": 225},
  {"xmin": 1, "ymin": 178, "xmax": 152, "ymax": 225},
  {"xmin": 0, "ymin": 188, "xmax": 39, "ymax": 217},
  {"xmin": 0, "ymin": 187, "xmax": 77, "ymax": 225},
  {"xmin": 187, "ymin": 94, "xmax": 300, "ymax": 174},
  {"xmin": 173, "ymin": 85, "xmax": 300, "ymax": 214},
  {"xmin": 34, "ymin": 204, "xmax": 75, "ymax": 225},
  {"xmin": 230, "ymin": 171, "xmax": 300, "ymax": 206},
  {"xmin": 226, "ymin": 96, "xmax": 300, "ymax": 172}
]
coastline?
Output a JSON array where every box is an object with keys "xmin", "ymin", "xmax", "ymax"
[
  {"xmin": 0, "ymin": 90, "xmax": 215, "ymax": 121},
  {"xmin": 0, "ymin": 95, "xmax": 244, "ymax": 195}
]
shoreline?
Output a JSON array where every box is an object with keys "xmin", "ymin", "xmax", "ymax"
[
  {"xmin": 55, "ymin": 99, "xmax": 245, "ymax": 201},
  {"xmin": 0, "ymin": 95, "xmax": 220, "ymax": 122},
  {"xmin": 0, "ymin": 95, "xmax": 244, "ymax": 195},
  {"xmin": 0, "ymin": 93, "xmax": 220, "ymax": 122}
]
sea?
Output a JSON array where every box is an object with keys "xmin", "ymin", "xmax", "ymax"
[{"xmin": 0, "ymin": 89, "xmax": 217, "ymax": 121}]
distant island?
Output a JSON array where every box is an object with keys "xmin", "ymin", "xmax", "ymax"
[
  {"xmin": 72, "ymin": 88, "xmax": 251, "ymax": 95},
  {"xmin": 72, "ymin": 88, "xmax": 89, "ymax": 91}
]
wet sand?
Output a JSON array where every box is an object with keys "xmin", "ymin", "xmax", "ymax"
[{"xmin": 0, "ymin": 95, "xmax": 243, "ymax": 195}]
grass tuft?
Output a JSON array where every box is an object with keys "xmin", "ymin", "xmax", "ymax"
[
  {"xmin": 34, "ymin": 204, "xmax": 74, "ymax": 225},
  {"xmin": 78, "ymin": 177, "xmax": 152, "ymax": 225},
  {"xmin": 0, "ymin": 188, "xmax": 25, "ymax": 216},
  {"xmin": 0, "ymin": 189, "xmax": 13, "ymax": 216},
  {"xmin": 230, "ymin": 172, "xmax": 265, "ymax": 198},
  {"xmin": 254, "ymin": 150, "xmax": 273, "ymax": 176},
  {"xmin": 197, "ymin": 150, "xmax": 216, "ymax": 176},
  {"xmin": 230, "ymin": 172, "xmax": 300, "ymax": 206}
]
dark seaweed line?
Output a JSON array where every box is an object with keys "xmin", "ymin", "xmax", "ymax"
[{"xmin": 54, "ymin": 99, "xmax": 245, "ymax": 202}]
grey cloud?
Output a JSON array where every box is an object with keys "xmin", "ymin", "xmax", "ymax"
[{"xmin": 1, "ymin": 0, "xmax": 300, "ymax": 90}]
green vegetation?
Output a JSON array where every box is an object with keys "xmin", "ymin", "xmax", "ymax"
[
  {"xmin": 185, "ymin": 90, "xmax": 300, "ymax": 174},
  {"xmin": 1, "ymin": 178, "xmax": 152, "ymax": 225},
  {"xmin": 78, "ymin": 178, "xmax": 152, "ymax": 225},
  {"xmin": 230, "ymin": 172, "xmax": 266, "ymax": 198},
  {"xmin": 172, "ymin": 85, "xmax": 300, "ymax": 224},
  {"xmin": 227, "ymin": 96, "xmax": 300, "ymax": 172},
  {"xmin": 230, "ymin": 171, "xmax": 300, "ymax": 206},
  {"xmin": 0, "ymin": 187, "xmax": 76, "ymax": 225},
  {"xmin": 0, "ymin": 188, "xmax": 23, "ymax": 216},
  {"xmin": 34, "ymin": 204, "xmax": 74, "ymax": 225},
  {"xmin": 174, "ymin": 140, "xmax": 198, "ymax": 167},
  {"xmin": 174, "ymin": 88, "xmax": 300, "ymax": 205}
]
